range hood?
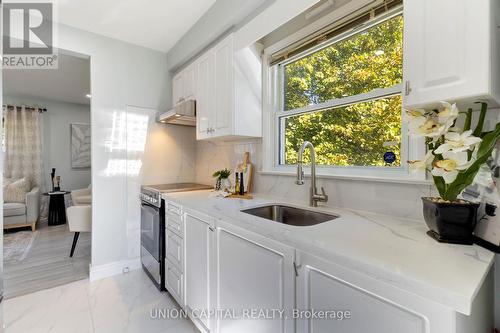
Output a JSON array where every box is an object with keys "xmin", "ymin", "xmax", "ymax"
[{"xmin": 158, "ymin": 99, "xmax": 196, "ymax": 126}]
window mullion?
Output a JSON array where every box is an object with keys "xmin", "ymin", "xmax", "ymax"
[{"xmin": 277, "ymin": 83, "xmax": 403, "ymax": 118}]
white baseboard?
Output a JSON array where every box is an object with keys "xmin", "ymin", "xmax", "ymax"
[{"xmin": 89, "ymin": 258, "xmax": 142, "ymax": 282}]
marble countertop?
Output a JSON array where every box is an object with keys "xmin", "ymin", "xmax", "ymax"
[{"xmin": 162, "ymin": 190, "xmax": 494, "ymax": 316}]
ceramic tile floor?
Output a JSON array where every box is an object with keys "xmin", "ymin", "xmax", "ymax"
[{"xmin": 4, "ymin": 269, "xmax": 198, "ymax": 333}]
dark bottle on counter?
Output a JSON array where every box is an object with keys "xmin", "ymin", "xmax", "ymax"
[
  {"xmin": 234, "ymin": 172, "xmax": 240, "ymax": 194},
  {"xmin": 239, "ymin": 172, "xmax": 244, "ymax": 195}
]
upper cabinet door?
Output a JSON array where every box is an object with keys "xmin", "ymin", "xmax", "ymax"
[
  {"xmin": 196, "ymin": 50, "xmax": 215, "ymax": 140},
  {"xmin": 174, "ymin": 32, "xmax": 262, "ymax": 141},
  {"xmin": 403, "ymin": 0, "xmax": 497, "ymax": 108},
  {"xmin": 172, "ymin": 73, "xmax": 184, "ymax": 106},
  {"xmin": 213, "ymin": 34, "xmax": 234, "ymax": 136},
  {"xmin": 183, "ymin": 63, "xmax": 197, "ymax": 101}
]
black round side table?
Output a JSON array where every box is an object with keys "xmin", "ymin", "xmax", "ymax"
[{"xmin": 43, "ymin": 191, "xmax": 70, "ymax": 226}]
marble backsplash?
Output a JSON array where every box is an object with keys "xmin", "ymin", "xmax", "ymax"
[{"xmin": 194, "ymin": 138, "xmax": 434, "ymax": 220}]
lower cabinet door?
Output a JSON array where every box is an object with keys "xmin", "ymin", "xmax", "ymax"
[
  {"xmin": 296, "ymin": 251, "xmax": 426, "ymax": 333},
  {"xmin": 165, "ymin": 258, "xmax": 183, "ymax": 306},
  {"xmin": 215, "ymin": 220, "xmax": 295, "ymax": 333},
  {"xmin": 165, "ymin": 230, "xmax": 183, "ymax": 269},
  {"xmin": 184, "ymin": 209, "xmax": 215, "ymax": 333}
]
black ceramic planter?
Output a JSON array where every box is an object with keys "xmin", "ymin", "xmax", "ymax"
[{"xmin": 422, "ymin": 197, "xmax": 480, "ymax": 245}]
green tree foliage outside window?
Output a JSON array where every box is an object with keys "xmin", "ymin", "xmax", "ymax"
[{"xmin": 281, "ymin": 15, "xmax": 403, "ymax": 167}]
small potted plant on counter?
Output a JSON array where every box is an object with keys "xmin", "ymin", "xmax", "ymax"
[
  {"xmin": 213, "ymin": 168, "xmax": 232, "ymax": 192},
  {"xmin": 407, "ymin": 102, "xmax": 500, "ymax": 244}
]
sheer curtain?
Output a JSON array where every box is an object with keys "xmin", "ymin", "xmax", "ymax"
[{"xmin": 3, "ymin": 106, "xmax": 46, "ymax": 215}]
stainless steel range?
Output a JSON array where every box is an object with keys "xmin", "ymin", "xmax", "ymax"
[{"xmin": 140, "ymin": 183, "xmax": 212, "ymax": 291}]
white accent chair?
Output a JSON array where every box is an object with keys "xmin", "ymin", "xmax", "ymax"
[
  {"xmin": 67, "ymin": 205, "xmax": 91, "ymax": 257},
  {"xmin": 70, "ymin": 184, "xmax": 91, "ymax": 206},
  {"xmin": 4, "ymin": 187, "xmax": 40, "ymax": 231}
]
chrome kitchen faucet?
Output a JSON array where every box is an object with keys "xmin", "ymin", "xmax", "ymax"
[{"xmin": 296, "ymin": 141, "xmax": 328, "ymax": 207}]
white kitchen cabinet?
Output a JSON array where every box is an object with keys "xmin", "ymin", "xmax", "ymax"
[
  {"xmin": 296, "ymin": 251, "xmax": 425, "ymax": 333},
  {"xmin": 294, "ymin": 251, "xmax": 494, "ymax": 333},
  {"xmin": 215, "ymin": 220, "xmax": 295, "ymax": 333},
  {"xmin": 196, "ymin": 50, "xmax": 216, "ymax": 140},
  {"xmin": 190, "ymin": 33, "xmax": 262, "ymax": 140},
  {"xmin": 403, "ymin": 0, "xmax": 500, "ymax": 108},
  {"xmin": 172, "ymin": 72, "xmax": 183, "ymax": 106},
  {"xmin": 166, "ymin": 200, "xmax": 183, "ymax": 237},
  {"xmin": 212, "ymin": 35, "xmax": 233, "ymax": 137},
  {"xmin": 169, "ymin": 198, "xmax": 492, "ymax": 333},
  {"xmin": 172, "ymin": 62, "xmax": 197, "ymax": 107},
  {"xmin": 183, "ymin": 63, "xmax": 197, "ymax": 101},
  {"xmin": 164, "ymin": 199, "xmax": 185, "ymax": 306},
  {"xmin": 184, "ymin": 208, "xmax": 216, "ymax": 333},
  {"xmin": 165, "ymin": 258, "xmax": 183, "ymax": 306},
  {"xmin": 165, "ymin": 230, "xmax": 183, "ymax": 269}
]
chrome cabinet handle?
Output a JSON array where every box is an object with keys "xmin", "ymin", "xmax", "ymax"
[
  {"xmin": 293, "ymin": 262, "xmax": 302, "ymax": 277},
  {"xmin": 405, "ymin": 81, "xmax": 411, "ymax": 96}
]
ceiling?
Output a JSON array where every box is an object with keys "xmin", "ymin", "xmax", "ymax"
[
  {"xmin": 3, "ymin": 53, "xmax": 91, "ymax": 105},
  {"xmin": 55, "ymin": 0, "xmax": 217, "ymax": 52}
]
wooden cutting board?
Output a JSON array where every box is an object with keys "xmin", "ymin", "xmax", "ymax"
[{"xmin": 236, "ymin": 152, "xmax": 253, "ymax": 193}]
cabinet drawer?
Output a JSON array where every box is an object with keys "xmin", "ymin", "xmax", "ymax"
[
  {"xmin": 166, "ymin": 230, "xmax": 183, "ymax": 270},
  {"xmin": 166, "ymin": 201, "xmax": 182, "ymax": 216},
  {"xmin": 165, "ymin": 258, "xmax": 183, "ymax": 306},
  {"xmin": 166, "ymin": 213, "xmax": 183, "ymax": 237}
]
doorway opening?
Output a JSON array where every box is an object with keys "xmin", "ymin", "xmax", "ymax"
[{"xmin": 2, "ymin": 49, "xmax": 92, "ymax": 298}]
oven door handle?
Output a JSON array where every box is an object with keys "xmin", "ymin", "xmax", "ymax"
[{"xmin": 141, "ymin": 201, "xmax": 159, "ymax": 210}]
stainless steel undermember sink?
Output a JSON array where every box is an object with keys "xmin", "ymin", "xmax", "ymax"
[{"xmin": 241, "ymin": 204, "xmax": 339, "ymax": 226}]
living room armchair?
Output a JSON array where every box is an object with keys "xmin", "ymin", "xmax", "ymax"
[
  {"xmin": 67, "ymin": 205, "xmax": 91, "ymax": 257},
  {"xmin": 4, "ymin": 186, "xmax": 40, "ymax": 231},
  {"xmin": 71, "ymin": 184, "xmax": 91, "ymax": 206}
]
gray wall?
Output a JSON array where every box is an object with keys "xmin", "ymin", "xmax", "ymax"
[{"xmin": 3, "ymin": 95, "xmax": 91, "ymax": 192}]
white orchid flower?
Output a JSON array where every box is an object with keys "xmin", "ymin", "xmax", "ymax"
[
  {"xmin": 405, "ymin": 108, "xmax": 428, "ymax": 121},
  {"xmin": 434, "ymin": 130, "xmax": 482, "ymax": 154},
  {"xmin": 431, "ymin": 151, "xmax": 473, "ymax": 184},
  {"xmin": 408, "ymin": 151, "xmax": 434, "ymax": 171},
  {"xmin": 409, "ymin": 118, "xmax": 447, "ymax": 139},
  {"xmin": 437, "ymin": 101, "xmax": 459, "ymax": 125},
  {"xmin": 406, "ymin": 102, "xmax": 461, "ymax": 141}
]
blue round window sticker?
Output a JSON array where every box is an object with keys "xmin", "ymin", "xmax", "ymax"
[{"xmin": 384, "ymin": 151, "xmax": 396, "ymax": 164}]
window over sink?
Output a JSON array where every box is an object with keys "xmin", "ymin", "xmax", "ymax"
[{"xmin": 263, "ymin": 3, "xmax": 424, "ymax": 181}]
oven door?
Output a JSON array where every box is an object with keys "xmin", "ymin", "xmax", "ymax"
[
  {"xmin": 141, "ymin": 202, "xmax": 160, "ymax": 260},
  {"xmin": 141, "ymin": 201, "xmax": 161, "ymax": 285}
]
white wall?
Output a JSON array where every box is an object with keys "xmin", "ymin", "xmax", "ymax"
[{"xmin": 3, "ymin": 95, "xmax": 91, "ymax": 191}]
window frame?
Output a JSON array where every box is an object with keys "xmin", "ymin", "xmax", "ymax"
[{"xmin": 262, "ymin": 5, "xmax": 427, "ymax": 183}]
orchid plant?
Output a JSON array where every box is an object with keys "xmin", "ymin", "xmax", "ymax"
[{"xmin": 407, "ymin": 102, "xmax": 500, "ymax": 202}]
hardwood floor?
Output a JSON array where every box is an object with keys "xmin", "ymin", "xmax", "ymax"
[{"xmin": 4, "ymin": 221, "xmax": 91, "ymax": 299}]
